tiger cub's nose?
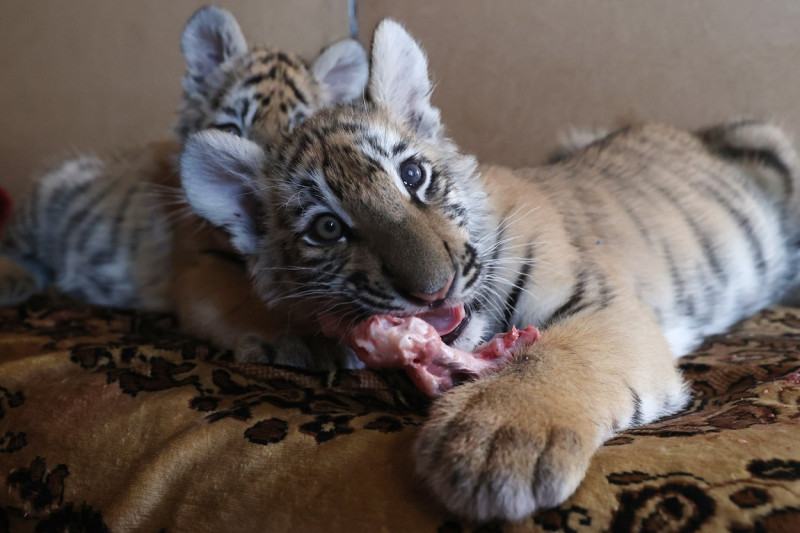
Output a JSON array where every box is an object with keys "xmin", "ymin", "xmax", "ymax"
[{"xmin": 410, "ymin": 274, "xmax": 454, "ymax": 303}]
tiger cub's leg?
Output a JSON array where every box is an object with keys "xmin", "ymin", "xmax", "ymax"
[
  {"xmin": 172, "ymin": 251, "xmax": 286, "ymax": 358},
  {"xmin": 414, "ymin": 292, "xmax": 688, "ymax": 522},
  {"xmin": 172, "ymin": 251, "xmax": 355, "ymax": 369}
]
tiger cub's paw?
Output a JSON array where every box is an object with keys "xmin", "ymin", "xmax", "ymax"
[
  {"xmin": 413, "ymin": 377, "xmax": 595, "ymax": 522},
  {"xmin": 234, "ymin": 334, "xmax": 276, "ymax": 364}
]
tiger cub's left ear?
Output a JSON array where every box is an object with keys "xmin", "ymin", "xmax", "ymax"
[
  {"xmin": 368, "ymin": 19, "xmax": 442, "ymax": 140},
  {"xmin": 312, "ymin": 39, "xmax": 368, "ymax": 105},
  {"xmin": 181, "ymin": 131, "xmax": 267, "ymax": 257},
  {"xmin": 181, "ymin": 6, "xmax": 248, "ymax": 96}
]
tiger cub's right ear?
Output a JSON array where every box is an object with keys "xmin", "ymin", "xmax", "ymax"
[
  {"xmin": 181, "ymin": 6, "xmax": 248, "ymax": 95},
  {"xmin": 181, "ymin": 131, "xmax": 267, "ymax": 256},
  {"xmin": 368, "ymin": 19, "xmax": 442, "ymax": 140}
]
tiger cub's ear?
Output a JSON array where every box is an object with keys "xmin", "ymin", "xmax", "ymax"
[
  {"xmin": 181, "ymin": 6, "xmax": 248, "ymax": 95},
  {"xmin": 368, "ymin": 19, "xmax": 442, "ymax": 140},
  {"xmin": 312, "ymin": 39, "xmax": 368, "ymax": 105},
  {"xmin": 181, "ymin": 131, "xmax": 267, "ymax": 257}
]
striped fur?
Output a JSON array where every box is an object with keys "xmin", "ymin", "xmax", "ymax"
[
  {"xmin": 0, "ymin": 7, "xmax": 367, "ymax": 350},
  {"xmin": 1, "ymin": 150, "xmax": 174, "ymax": 309},
  {"xmin": 181, "ymin": 20, "xmax": 800, "ymax": 521}
]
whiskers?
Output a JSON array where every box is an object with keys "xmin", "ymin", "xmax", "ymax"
[
  {"xmin": 144, "ymin": 182, "xmax": 187, "ymax": 203},
  {"xmin": 258, "ymin": 264, "xmax": 393, "ymax": 334},
  {"xmin": 473, "ymin": 258, "xmax": 541, "ymax": 320},
  {"xmin": 475, "ymin": 204, "xmax": 541, "ymax": 255},
  {"xmin": 259, "ymin": 265, "xmax": 350, "ymax": 305},
  {"xmin": 469, "ymin": 204, "xmax": 550, "ymax": 319},
  {"xmin": 140, "ymin": 183, "xmax": 210, "ymax": 233}
]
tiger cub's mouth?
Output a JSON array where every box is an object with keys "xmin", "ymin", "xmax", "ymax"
[{"xmin": 317, "ymin": 302, "xmax": 471, "ymax": 346}]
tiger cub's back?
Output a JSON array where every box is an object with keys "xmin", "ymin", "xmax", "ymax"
[{"xmin": 501, "ymin": 121, "xmax": 800, "ymax": 355}]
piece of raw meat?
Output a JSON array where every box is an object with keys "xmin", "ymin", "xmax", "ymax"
[{"xmin": 349, "ymin": 315, "xmax": 540, "ymax": 396}]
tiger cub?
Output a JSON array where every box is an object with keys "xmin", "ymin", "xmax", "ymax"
[
  {"xmin": 179, "ymin": 19, "xmax": 800, "ymax": 521},
  {"xmin": 0, "ymin": 6, "xmax": 367, "ymax": 349}
]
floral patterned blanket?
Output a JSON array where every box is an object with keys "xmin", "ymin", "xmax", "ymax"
[{"xmin": 1, "ymin": 296, "xmax": 799, "ymax": 532}]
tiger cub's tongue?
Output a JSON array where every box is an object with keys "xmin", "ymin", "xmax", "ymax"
[
  {"xmin": 415, "ymin": 304, "xmax": 465, "ymax": 336},
  {"xmin": 317, "ymin": 303, "xmax": 465, "ymax": 340}
]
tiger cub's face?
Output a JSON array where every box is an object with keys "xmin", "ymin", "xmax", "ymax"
[
  {"xmin": 182, "ymin": 20, "xmax": 493, "ymax": 350},
  {"xmin": 177, "ymin": 6, "xmax": 367, "ymax": 150}
]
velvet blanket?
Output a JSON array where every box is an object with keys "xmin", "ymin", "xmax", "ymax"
[{"xmin": 1, "ymin": 295, "xmax": 799, "ymax": 532}]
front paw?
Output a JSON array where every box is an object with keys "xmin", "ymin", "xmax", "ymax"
[
  {"xmin": 414, "ymin": 377, "xmax": 595, "ymax": 522},
  {"xmin": 234, "ymin": 334, "xmax": 276, "ymax": 364}
]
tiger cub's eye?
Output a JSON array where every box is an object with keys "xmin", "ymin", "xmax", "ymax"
[
  {"xmin": 400, "ymin": 160, "xmax": 425, "ymax": 189},
  {"xmin": 309, "ymin": 214, "xmax": 344, "ymax": 244}
]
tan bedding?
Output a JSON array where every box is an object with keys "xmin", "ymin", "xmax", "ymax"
[{"xmin": 1, "ymin": 295, "xmax": 799, "ymax": 532}]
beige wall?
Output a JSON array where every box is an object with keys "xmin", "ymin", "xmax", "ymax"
[
  {"xmin": 358, "ymin": 1, "xmax": 800, "ymax": 168},
  {"xmin": 0, "ymin": 1, "xmax": 350, "ymax": 200},
  {"xmin": 5, "ymin": 2, "xmax": 800, "ymax": 201}
]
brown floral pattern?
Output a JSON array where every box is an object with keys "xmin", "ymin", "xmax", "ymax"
[
  {"xmin": 244, "ymin": 418, "xmax": 289, "ymax": 445},
  {"xmin": 6, "ymin": 457, "xmax": 69, "ymax": 514},
  {"xmin": 33, "ymin": 503, "xmax": 109, "ymax": 533},
  {"xmin": 0, "ymin": 431, "xmax": 26, "ymax": 454},
  {"xmin": 0, "ymin": 296, "xmax": 799, "ymax": 531},
  {"xmin": 608, "ymin": 474, "xmax": 716, "ymax": 532},
  {"xmin": 0, "ymin": 387, "xmax": 24, "ymax": 421}
]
